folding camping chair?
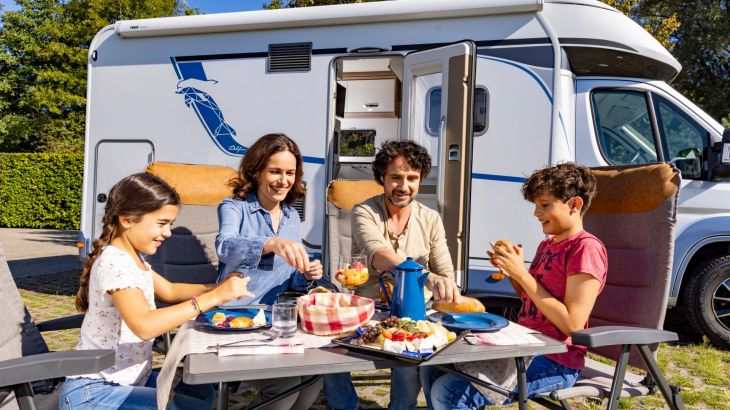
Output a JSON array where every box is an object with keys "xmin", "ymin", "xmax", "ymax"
[
  {"xmin": 533, "ymin": 163, "xmax": 684, "ymax": 410},
  {"xmin": 0, "ymin": 244, "xmax": 113, "ymax": 410}
]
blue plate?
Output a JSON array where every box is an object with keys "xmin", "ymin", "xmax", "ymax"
[
  {"xmin": 197, "ymin": 308, "xmax": 271, "ymax": 331},
  {"xmin": 428, "ymin": 312, "xmax": 509, "ymax": 332}
]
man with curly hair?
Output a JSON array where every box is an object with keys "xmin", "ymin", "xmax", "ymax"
[{"xmin": 324, "ymin": 140, "xmax": 460, "ymax": 410}]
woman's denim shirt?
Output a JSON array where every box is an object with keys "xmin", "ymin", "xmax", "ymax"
[{"xmin": 215, "ymin": 194, "xmax": 309, "ymax": 305}]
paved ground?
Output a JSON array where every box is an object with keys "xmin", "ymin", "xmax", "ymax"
[{"xmin": 0, "ymin": 228, "xmax": 81, "ymax": 278}]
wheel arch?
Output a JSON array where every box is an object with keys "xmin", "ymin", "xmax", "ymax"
[{"xmin": 671, "ymin": 216, "xmax": 730, "ymax": 307}]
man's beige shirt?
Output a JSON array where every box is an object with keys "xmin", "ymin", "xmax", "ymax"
[{"xmin": 352, "ymin": 194, "xmax": 454, "ymax": 300}]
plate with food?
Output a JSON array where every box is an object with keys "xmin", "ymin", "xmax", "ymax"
[
  {"xmin": 427, "ymin": 311, "xmax": 509, "ymax": 332},
  {"xmin": 198, "ymin": 308, "xmax": 271, "ymax": 331},
  {"xmin": 331, "ymin": 316, "xmax": 466, "ymax": 363}
]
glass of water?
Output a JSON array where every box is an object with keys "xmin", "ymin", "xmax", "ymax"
[{"xmin": 271, "ymin": 303, "xmax": 297, "ymax": 338}]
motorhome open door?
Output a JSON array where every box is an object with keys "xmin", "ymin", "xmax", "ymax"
[{"xmin": 401, "ymin": 41, "xmax": 476, "ymax": 286}]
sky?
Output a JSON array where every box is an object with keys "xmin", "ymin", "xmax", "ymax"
[{"xmin": 0, "ymin": 0, "xmax": 266, "ymax": 14}]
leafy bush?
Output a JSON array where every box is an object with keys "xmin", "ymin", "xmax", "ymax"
[{"xmin": 0, "ymin": 153, "xmax": 83, "ymax": 229}]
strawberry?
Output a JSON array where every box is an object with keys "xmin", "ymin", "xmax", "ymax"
[{"xmin": 391, "ymin": 331, "xmax": 406, "ymax": 342}]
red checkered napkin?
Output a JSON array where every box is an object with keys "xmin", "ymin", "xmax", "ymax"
[{"xmin": 297, "ymin": 293, "xmax": 375, "ymax": 336}]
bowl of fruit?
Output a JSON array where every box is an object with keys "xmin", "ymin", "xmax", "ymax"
[{"xmin": 335, "ymin": 255, "xmax": 369, "ymax": 292}]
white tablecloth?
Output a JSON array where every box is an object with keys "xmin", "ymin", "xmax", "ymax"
[{"xmin": 156, "ymin": 320, "xmax": 334, "ymax": 409}]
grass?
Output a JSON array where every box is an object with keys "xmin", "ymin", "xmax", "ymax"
[{"xmin": 17, "ymin": 271, "xmax": 730, "ymax": 409}]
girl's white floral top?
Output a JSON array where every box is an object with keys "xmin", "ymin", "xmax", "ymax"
[{"xmin": 75, "ymin": 245, "xmax": 156, "ymax": 385}]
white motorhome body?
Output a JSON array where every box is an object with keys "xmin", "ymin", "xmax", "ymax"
[{"xmin": 82, "ymin": 0, "xmax": 730, "ymax": 345}]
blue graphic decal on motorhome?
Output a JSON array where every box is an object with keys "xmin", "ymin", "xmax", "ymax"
[
  {"xmin": 170, "ymin": 58, "xmax": 325, "ymax": 163},
  {"xmin": 172, "ymin": 59, "xmax": 245, "ymax": 156}
]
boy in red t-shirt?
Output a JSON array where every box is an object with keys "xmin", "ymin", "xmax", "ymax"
[{"xmin": 422, "ymin": 162, "xmax": 608, "ymax": 409}]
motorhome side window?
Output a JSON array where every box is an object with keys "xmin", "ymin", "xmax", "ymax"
[
  {"xmin": 426, "ymin": 86, "xmax": 488, "ymax": 135},
  {"xmin": 592, "ymin": 90, "xmax": 658, "ymax": 165}
]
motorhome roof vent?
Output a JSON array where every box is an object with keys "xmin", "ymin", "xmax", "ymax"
[{"xmin": 268, "ymin": 42, "xmax": 312, "ymax": 73}]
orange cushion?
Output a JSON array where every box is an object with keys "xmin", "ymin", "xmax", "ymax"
[
  {"xmin": 145, "ymin": 162, "xmax": 237, "ymax": 206},
  {"xmin": 327, "ymin": 180, "xmax": 382, "ymax": 211}
]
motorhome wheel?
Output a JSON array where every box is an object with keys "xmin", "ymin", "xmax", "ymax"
[{"xmin": 685, "ymin": 255, "xmax": 730, "ymax": 349}]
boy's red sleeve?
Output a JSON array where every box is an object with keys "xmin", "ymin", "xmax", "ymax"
[{"xmin": 566, "ymin": 238, "xmax": 608, "ymax": 286}]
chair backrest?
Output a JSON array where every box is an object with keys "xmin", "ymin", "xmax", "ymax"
[
  {"xmin": 0, "ymin": 244, "xmax": 50, "ymax": 409},
  {"xmin": 584, "ymin": 163, "xmax": 680, "ymax": 369},
  {"xmin": 325, "ymin": 180, "xmax": 382, "ymax": 290},
  {"xmin": 145, "ymin": 162, "xmax": 237, "ymax": 284}
]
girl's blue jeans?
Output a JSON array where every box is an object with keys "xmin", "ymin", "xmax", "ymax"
[
  {"xmin": 421, "ymin": 355, "xmax": 580, "ymax": 410},
  {"xmin": 59, "ymin": 370, "xmax": 216, "ymax": 410}
]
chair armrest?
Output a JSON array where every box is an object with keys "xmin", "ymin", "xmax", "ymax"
[
  {"xmin": 0, "ymin": 350, "xmax": 114, "ymax": 388},
  {"xmin": 36, "ymin": 313, "xmax": 85, "ymax": 332},
  {"xmin": 572, "ymin": 326, "xmax": 678, "ymax": 348}
]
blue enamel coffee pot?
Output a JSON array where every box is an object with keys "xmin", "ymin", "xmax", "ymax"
[{"xmin": 379, "ymin": 257, "xmax": 430, "ymax": 320}]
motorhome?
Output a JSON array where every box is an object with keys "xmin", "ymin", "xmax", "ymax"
[{"xmin": 80, "ymin": 0, "xmax": 730, "ymax": 346}]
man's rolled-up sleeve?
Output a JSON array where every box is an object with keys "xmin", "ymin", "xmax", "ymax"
[
  {"xmin": 215, "ymin": 199, "xmax": 271, "ymax": 271},
  {"xmin": 351, "ymin": 204, "xmax": 389, "ymax": 269},
  {"xmin": 428, "ymin": 214, "xmax": 455, "ymax": 279}
]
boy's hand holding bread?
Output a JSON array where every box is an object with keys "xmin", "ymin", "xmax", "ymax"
[{"xmin": 488, "ymin": 239, "xmax": 529, "ymax": 283}]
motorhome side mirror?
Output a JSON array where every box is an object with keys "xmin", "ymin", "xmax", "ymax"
[{"xmin": 708, "ymin": 128, "xmax": 730, "ymax": 179}]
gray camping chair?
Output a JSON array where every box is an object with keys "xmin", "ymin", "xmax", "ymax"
[
  {"xmin": 145, "ymin": 161, "xmax": 238, "ymax": 285},
  {"xmin": 145, "ymin": 162, "xmax": 237, "ymax": 351},
  {"xmin": 326, "ymin": 179, "xmax": 384, "ymax": 298},
  {"xmin": 0, "ymin": 244, "xmax": 113, "ymax": 410},
  {"xmin": 533, "ymin": 163, "xmax": 684, "ymax": 410}
]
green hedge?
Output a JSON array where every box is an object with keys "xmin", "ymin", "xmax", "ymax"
[{"xmin": 0, "ymin": 153, "xmax": 84, "ymax": 229}]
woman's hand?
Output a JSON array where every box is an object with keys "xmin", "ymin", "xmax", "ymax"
[
  {"xmin": 263, "ymin": 237, "xmax": 311, "ymax": 272},
  {"xmin": 489, "ymin": 241, "xmax": 529, "ymax": 283},
  {"xmin": 210, "ymin": 273, "xmax": 254, "ymax": 305},
  {"xmin": 302, "ymin": 259, "xmax": 323, "ymax": 281}
]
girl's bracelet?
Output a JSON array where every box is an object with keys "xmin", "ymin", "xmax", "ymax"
[{"xmin": 191, "ymin": 296, "xmax": 204, "ymax": 315}]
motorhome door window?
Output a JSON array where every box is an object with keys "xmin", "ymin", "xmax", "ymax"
[
  {"xmin": 426, "ymin": 86, "xmax": 488, "ymax": 136},
  {"xmin": 591, "ymin": 90, "xmax": 658, "ymax": 165}
]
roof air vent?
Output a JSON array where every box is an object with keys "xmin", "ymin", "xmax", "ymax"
[{"xmin": 268, "ymin": 42, "xmax": 312, "ymax": 73}]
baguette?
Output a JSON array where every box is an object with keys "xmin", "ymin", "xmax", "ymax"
[{"xmin": 432, "ymin": 296, "xmax": 486, "ymax": 314}]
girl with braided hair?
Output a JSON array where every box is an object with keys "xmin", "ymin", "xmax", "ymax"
[{"xmin": 61, "ymin": 173, "xmax": 252, "ymax": 409}]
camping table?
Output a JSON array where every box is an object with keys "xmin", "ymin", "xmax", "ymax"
[{"xmin": 183, "ymin": 332, "xmax": 566, "ymax": 410}]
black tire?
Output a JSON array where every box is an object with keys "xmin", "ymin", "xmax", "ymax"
[{"xmin": 684, "ymin": 255, "xmax": 730, "ymax": 349}]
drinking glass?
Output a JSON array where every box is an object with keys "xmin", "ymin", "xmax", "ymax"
[
  {"xmin": 271, "ymin": 303, "xmax": 297, "ymax": 338},
  {"xmin": 335, "ymin": 254, "xmax": 369, "ymax": 294}
]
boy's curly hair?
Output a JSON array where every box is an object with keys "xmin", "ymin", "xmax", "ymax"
[
  {"xmin": 522, "ymin": 162, "xmax": 597, "ymax": 215},
  {"xmin": 372, "ymin": 141, "xmax": 432, "ymax": 185}
]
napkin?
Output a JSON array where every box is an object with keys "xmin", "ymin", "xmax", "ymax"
[{"xmin": 464, "ymin": 323, "xmax": 545, "ymax": 346}]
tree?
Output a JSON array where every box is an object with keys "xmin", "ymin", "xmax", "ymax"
[
  {"xmin": 601, "ymin": 0, "xmax": 680, "ymax": 50},
  {"xmin": 639, "ymin": 0, "xmax": 730, "ymax": 123},
  {"xmin": 0, "ymin": 0, "xmax": 192, "ymax": 153},
  {"xmin": 604, "ymin": 1, "xmax": 729, "ymax": 124}
]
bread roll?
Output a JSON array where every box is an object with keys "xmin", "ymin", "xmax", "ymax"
[
  {"xmin": 230, "ymin": 316, "xmax": 253, "ymax": 328},
  {"xmin": 493, "ymin": 239, "xmax": 515, "ymax": 252},
  {"xmin": 432, "ymin": 296, "xmax": 486, "ymax": 313}
]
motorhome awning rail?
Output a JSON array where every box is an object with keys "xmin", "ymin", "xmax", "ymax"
[{"xmin": 115, "ymin": 0, "xmax": 543, "ymax": 38}]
